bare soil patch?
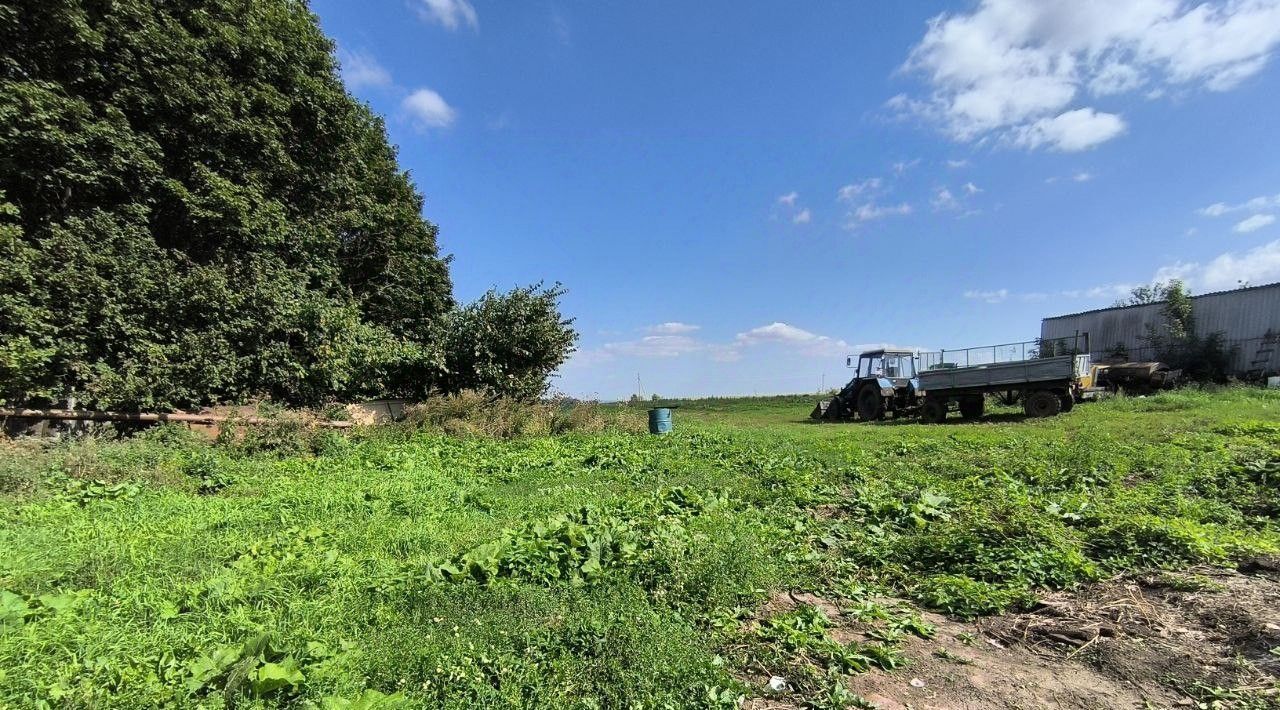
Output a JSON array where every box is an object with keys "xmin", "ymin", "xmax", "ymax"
[{"xmin": 750, "ymin": 563, "xmax": 1280, "ymax": 708}]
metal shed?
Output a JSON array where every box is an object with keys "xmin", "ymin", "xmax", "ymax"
[{"xmin": 1040, "ymin": 282, "xmax": 1280, "ymax": 376}]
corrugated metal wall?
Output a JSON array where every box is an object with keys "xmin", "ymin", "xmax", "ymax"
[{"xmin": 1040, "ymin": 283, "xmax": 1280, "ymax": 375}]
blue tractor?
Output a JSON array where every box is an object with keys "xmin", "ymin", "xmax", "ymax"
[{"xmin": 812, "ymin": 349, "xmax": 922, "ymax": 421}]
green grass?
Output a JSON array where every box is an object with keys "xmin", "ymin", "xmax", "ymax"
[{"xmin": 2, "ymin": 387, "xmax": 1279, "ymax": 707}]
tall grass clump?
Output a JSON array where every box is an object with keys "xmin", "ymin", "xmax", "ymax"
[{"xmin": 401, "ymin": 391, "xmax": 644, "ymax": 438}]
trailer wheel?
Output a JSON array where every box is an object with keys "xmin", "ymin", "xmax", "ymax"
[
  {"xmin": 921, "ymin": 398, "xmax": 948, "ymax": 424},
  {"xmin": 1023, "ymin": 390, "xmax": 1062, "ymax": 418},
  {"xmin": 1057, "ymin": 390, "xmax": 1075, "ymax": 413},
  {"xmin": 856, "ymin": 386, "xmax": 885, "ymax": 421},
  {"xmin": 959, "ymin": 395, "xmax": 984, "ymax": 420}
]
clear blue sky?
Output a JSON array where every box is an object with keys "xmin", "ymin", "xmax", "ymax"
[{"xmin": 311, "ymin": 0, "xmax": 1280, "ymax": 400}]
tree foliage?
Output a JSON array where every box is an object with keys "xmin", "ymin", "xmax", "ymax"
[
  {"xmin": 0, "ymin": 0, "xmax": 575, "ymax": 408},
  {"xmin": 1135, "ymin": 280, "xmax": 1233, "ymax": 382},
  {"xmin": 437, "ymin": 284, "xmax": 578, "ymax": 401}
]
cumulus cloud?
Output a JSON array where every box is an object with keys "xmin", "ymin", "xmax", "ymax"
[
  {"xmin": 1198, "ymin": 192, "xmax": 1280, "ymax": 217},
  {"xmin": 775, "ymin": 192, "xmax": 811, "ymax": 225},
  {"xmin": 893, "ymin": 159, "xmax": 922, "ymax": 176},
  {"xmin": 603, "ymin": 335, "xmax": 706, "ymax": 359},
  {"xmin": 993, "ymin": 242, "xmax": 1280, "ymax": 307},
  {"xmin": 646, "ymin": 322, "xmax": 700, "ymax": 335},
  {"xmin": 1234, "ymin": 214, "xmax": 1277, "ymax": 233},
  {"xmin": 932, "ymin": 187, "xmax": 960, "ymax": 211},
  {"xmin": 837, "ymin": 178, "xmax": 883, "ymax": 202},
  {"xmin": 1009, "ymin": 108, "xmax": 1127, "ymax": 152},
  {"xmin": 1148, "ymin": 241, "xmax": 1280, "ymax": 291},
  {"xmin": 964, "ymin": 288, "xmax": 1010, "ymax": 304},
  {"xmin": 848, "ymin": 202, "xmax": 913, "ymax": 227},
  {"xmin": 1073, "ymin": 171, "xmax": 1094, "ymax": 182},
  {"xmin": 1196, "ymin": 239, "xmax": 1280, "ymax": 288},
  {"xmin": 963, "ymin": 182, "xmax": 983, "ymax": 195},
  {"xmin": 735, "ymin": 322, "xmax": 851, "ymax": 358},
  {"xmin": 897, "ymin": 0, "xmax": 1280, "ymax": 150},
  {"xmin": 415, "ymin": 0, "xmax": 478, "ymax": 30},
  {"xmin": 946, "ymin": 159, "xmax": 970, "ymax": 168},
  {"xmin": 402, "ymin": 88, "xmax": 457, "ymax": 129},
  {"xmin": 338, "ymin": 49, "xmax": 392, "ymax": 90},
  {"xmin": 577, "ymin": 321, "xmax": 862, "ymax": 365},
  {"xmin": 969, "ymin": 283, "xmax": 1135, "ymax": 303}
]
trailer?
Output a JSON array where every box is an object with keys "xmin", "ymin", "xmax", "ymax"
[
  {"xmin": 914, "ymin": 335, "xmax": 1091, "ymax": 423},
  {"xmin": 813, "ymin": 335, "xmax": 1091, "ymax": 424}
]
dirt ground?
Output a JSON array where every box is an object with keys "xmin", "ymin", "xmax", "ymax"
[{"xmin": 751, "ymin": 560, "xmax": 1280, "ymax": 709}]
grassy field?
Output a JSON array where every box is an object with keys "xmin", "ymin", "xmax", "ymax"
[{"xmin": 2, "ymin": 388, "xmax": 1279, "ymax": 708}]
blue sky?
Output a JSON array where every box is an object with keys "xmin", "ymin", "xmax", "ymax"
[{"xmin": 312, "ymin": 0, "xmax": 1280, "ymax": 400}]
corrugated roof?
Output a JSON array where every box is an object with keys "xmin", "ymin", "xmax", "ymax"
[{"xmin": 1041, "ymin": 281, "xmax": 1280, "ymax": 322}]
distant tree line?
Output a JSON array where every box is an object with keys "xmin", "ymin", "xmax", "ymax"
[{"xmin": 0, "ymin": 0, "xmax": 575, "ymax": 409}]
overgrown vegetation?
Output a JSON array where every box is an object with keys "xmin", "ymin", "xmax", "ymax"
[
  {"xmin": 2, "ymin": 388, "xmax": 1278, "ymax": 706},
  {"xmin": 0, "ymin": 1, "xmax": 575, "ymax": 409},
  {"xmin": 1114, "ymin": 280, "xmax": 1236, "ymax": 381}
]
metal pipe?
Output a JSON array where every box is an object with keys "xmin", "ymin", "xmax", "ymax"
[{"xmin": 0, "ymin": 409, "xmax": 355, "ymax": 429}]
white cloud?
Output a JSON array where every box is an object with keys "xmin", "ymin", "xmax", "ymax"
[
  {"xmin": 963, "ymin": 181, "xmax": 982, "ymax": 195},
  {"xmin": 946, "ymin": 159, "xmax": 970, "ymax": 168},
  {"xmin": 1197, "ymin": 240, "xmax": 1280, "ymax": 289},
  {"xmin": 898, "ymin": 0, "xmax": 1280, "ymax": 150},
  {"xmin": 602, "ymin": 335, "xmax": 706, "ymax": 359},
  {"xmin": 646, "ymin": 322, "xmax": 700, "ymax": 335},
  {"xmin": 1058, "ymin": 283, "xmax": 1136, "ymax": 299},
  {"xmin": 1010, "ymin": 108, "xmax": 1127, "ymax": 152},
  {"xmin": 415, "ymin": 0, "xmax": 478, "ymax": 30},
  {"xmin": 1154, "ymin": 241, "xmax": 1280, "ymax": 291},
  {"xmin": 964, "ymin": 288, "xmax": 1010, "ymax": 304},
  {"xmin": 735, "ymin": 322, "xmax": 851, "ymax": 358},
  {"xmin": 1046, "ymin": 170, "xmax": 1095, "ymax": 184},
  {"xmin": 932, "ymin": 187, "xmax": 960, "ymax": 211},
  {"xmin": 972, "ymin": 282, "xmax": 1134, "ymax": 303},
  {"xmin": 578, "ymin": 320, "xmax": 860, "ymax": 365},
  {"xmin": 837, "ymin": 178, "xmax": 883, "ymax": 202},
  {"xmin": 1198, "ymin": 192, "xmax": 1280, "ymax": 216},
  {"xmin": 776, "ymin": 192, "xmax": 810, "ymax": 225},
  {"xmin": 1041, "ymin": 242, "xmax": 1280, "ymax": 301},
  {"xmin": 1235, "ymin": 214, "xmax": 1277, "ymax": 233},
  {"xmin": 402, "ymin": 88, "xmax": 457, "ymax": 129},
  {"xmin": 849, "ymin": 202, "xmax": 913, "ymax": 226},
  {"xmin": 893, "ymin": 159, "xmax": 922, "ymax": 176},
  {"xmin": 338, "ymin": 49, "xmax": 392, "ymax": 90}
]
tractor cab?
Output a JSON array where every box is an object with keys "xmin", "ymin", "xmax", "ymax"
[
  {"xmin": 816, "ymin": 349, "xmax": 921, "ymax": 421},
  {"xmin": 849, "ymin": 350, "xmax": 918, "ymax": 381}
]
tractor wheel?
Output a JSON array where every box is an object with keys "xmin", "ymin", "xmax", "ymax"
[
  {"xmin": 1023, "ymin": 390, "xmax": 1062, "ymax": 418},
  {"xmin": 856, "ymin": 386, "xmax": 885, "ymax": 421},
  {"xmin": 959, "ymin": 395, "xmax": 984, "ymax": 420},
  {"xmin": 921, "ymin": 398, "xmax": 948, "ymax": 424},
  {"xmin": 1058, "ymin": 390, "xmax": 1075, "ymax": 413}
]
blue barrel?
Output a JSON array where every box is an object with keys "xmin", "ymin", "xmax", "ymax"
[{"xmin": 648, "ymin": 407, "xmax": 673, "ymax": 434}]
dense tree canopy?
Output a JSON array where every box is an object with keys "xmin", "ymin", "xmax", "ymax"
[{"xmin": 0, "ymin": 0, "xmax": 575, "ymax": 408}]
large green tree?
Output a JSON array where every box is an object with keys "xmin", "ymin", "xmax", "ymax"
[{"xmin": 0, "ymin": 0, "xmax": 574, "ymax": 408}]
